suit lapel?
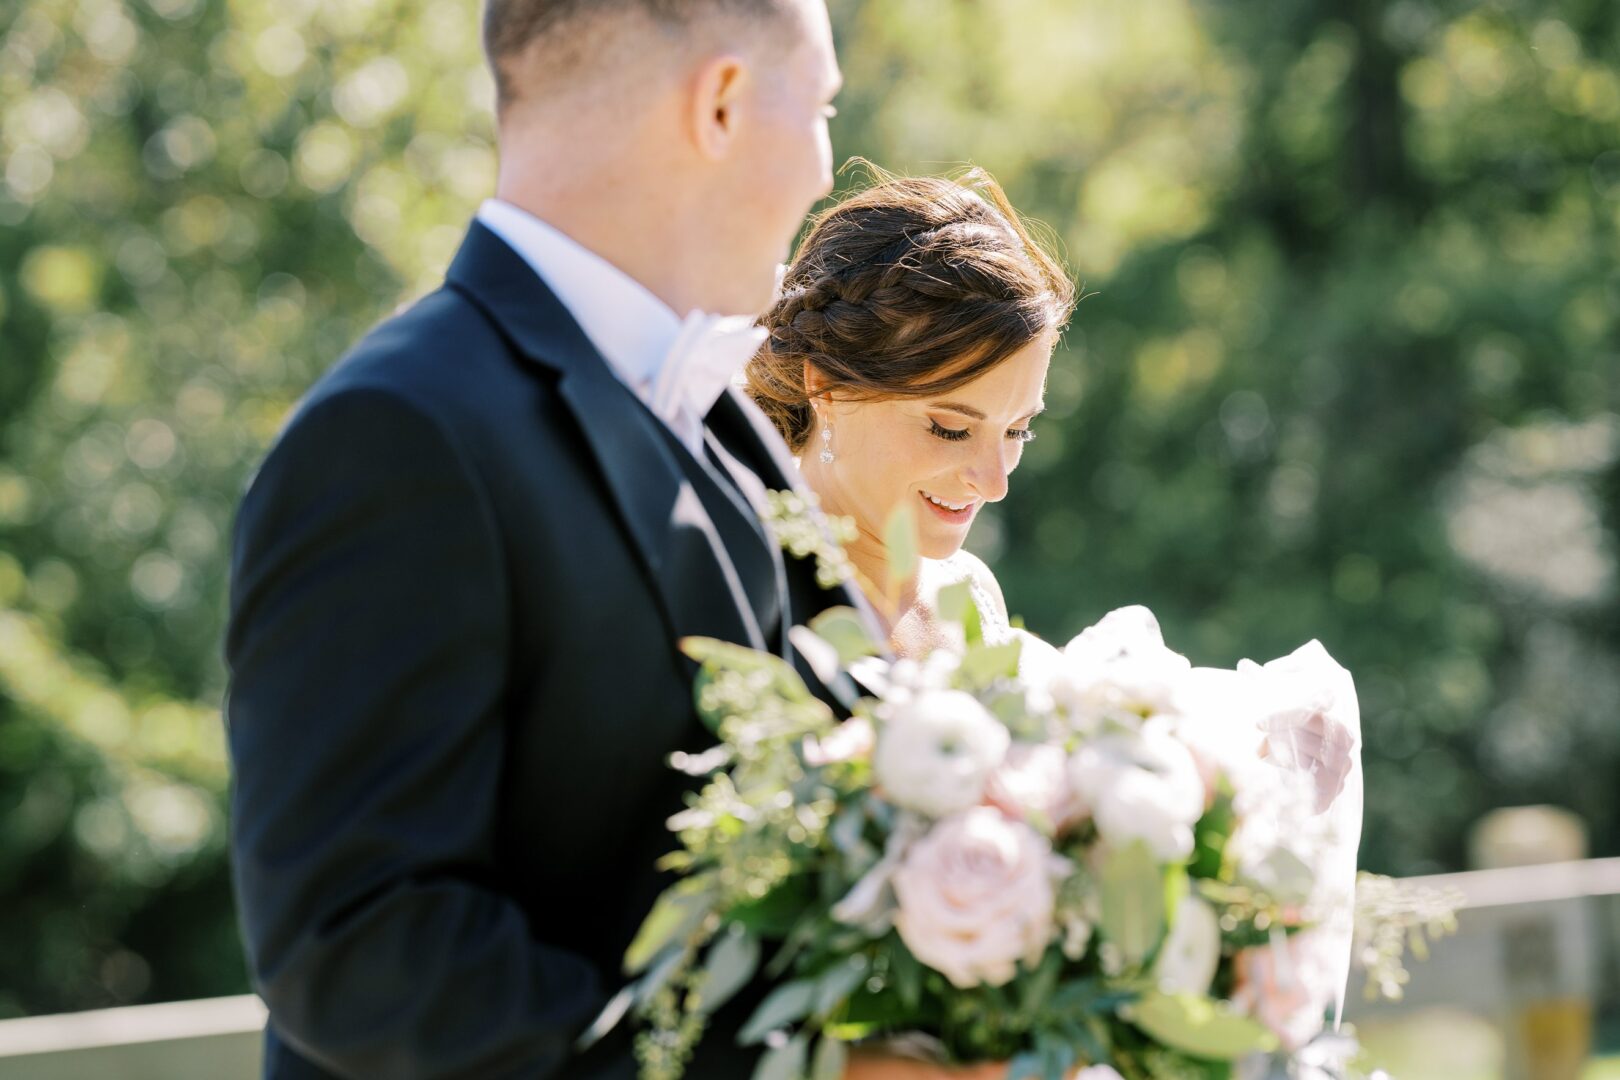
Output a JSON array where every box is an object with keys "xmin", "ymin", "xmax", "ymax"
[{"xmin": 443, "ymin": 221, "xmax": 765, "ymax": 653}]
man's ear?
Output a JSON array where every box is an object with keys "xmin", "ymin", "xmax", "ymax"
[{"xmin": 691, "ymin": 54, "xmax": 750, "ymax": 160}]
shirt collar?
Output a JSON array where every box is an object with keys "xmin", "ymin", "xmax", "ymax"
[{"xmin": 474, "ymin": 198, "xmax": 682, "ymax": 391}]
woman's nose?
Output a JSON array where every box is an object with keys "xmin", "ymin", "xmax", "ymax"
[{"xmin": 966, "ymin": 439, "xmax": 1013, "ymax": 503}]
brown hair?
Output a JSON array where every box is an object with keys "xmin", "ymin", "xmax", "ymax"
[
  {"xmin": 747, "ymin": 164, "xmax": 1076, "ymax": 452},
  {"xmin": 483, "ymin": 0, "xmax": 789, "ymax": 112}
]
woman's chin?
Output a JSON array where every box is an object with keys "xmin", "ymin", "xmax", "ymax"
[{"xmin": 919, "ymin": 528, "xmax": 969, "ymax": 562}]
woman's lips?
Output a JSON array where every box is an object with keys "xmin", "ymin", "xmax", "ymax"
[{"xmin": 919, "ymin": 490, "xmax": 976, "ymax": 525}]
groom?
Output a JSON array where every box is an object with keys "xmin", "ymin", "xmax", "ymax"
[{"xmin": 223, "ymin": 1, "xmax": 859, "ymax": 1076}]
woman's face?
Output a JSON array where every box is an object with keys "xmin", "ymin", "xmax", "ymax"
[{"xmin": 803, "ymin": 331, "xmax": 1054, "ymax": 562}]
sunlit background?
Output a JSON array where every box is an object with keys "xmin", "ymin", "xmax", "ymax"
[{"xmin": 1, "ymin": 0, "xmax": 1617, "ymax": 1075}]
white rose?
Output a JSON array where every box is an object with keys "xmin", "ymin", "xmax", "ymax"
[
  {"xmin": 1153, "ymin": 896, "xmax": 1222, "ymax": 995},
  {"xmin": 985, "ymin": 741, "xmax": 1088, "ymax": 835},
  {"xmin": 892, "ymin": 807, "xmax": 1063, "ymax": 989},
  {"xmin": 1069, "ymin": 720, "xmax": 1206, "ymax": 862},
  {"xmin": 1053, "ymin": 606, "xmax": 1192, "ymax": 730},
  {"xmin": 874, "ymin": 690, "xmax": 1010, "ymax": 819}
]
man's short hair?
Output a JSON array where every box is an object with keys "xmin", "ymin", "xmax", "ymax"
[{"xmin": 483, "ymin": 0, "xmax": 790, "ymax": 113}]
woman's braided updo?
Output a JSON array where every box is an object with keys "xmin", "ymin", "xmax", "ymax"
[{"xmin": 746, "ymin": 165, "xmax": 1075, "ymax": 452}]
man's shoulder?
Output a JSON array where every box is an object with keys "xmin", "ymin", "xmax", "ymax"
[
  {"xmin": 253, "ymin": 285, "xmax": 543, "ymax": 483},
  {"xmin": 332, "ymin": 286, "xmax": 501, "ymax": 388},
  {"xmin": 297, "ymin": 285, "xmax": 532, "ymax": 426}
]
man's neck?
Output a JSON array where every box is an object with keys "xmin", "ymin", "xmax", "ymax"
[{"xmin": 494, "ymin": 139, "xmax": 707, "ymax": 316}]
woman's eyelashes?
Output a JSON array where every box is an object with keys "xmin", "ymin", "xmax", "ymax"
[{"xmin": 927, "ymin": 419, "xmax": 1037, "ymax": 443}]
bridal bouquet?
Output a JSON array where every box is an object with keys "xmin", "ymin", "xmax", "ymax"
[{"xmin": 589, "ymin": 561, "xmax": 1414, "ymax": 1079}]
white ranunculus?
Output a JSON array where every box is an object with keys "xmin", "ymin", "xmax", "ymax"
[
  {"xmin": 1074, "ymin": 1068, "xmax": 1127, "ymax": 1080},
  {"xmin": 873, "ymin": 690, "xmax": 1010, "ymax": 819},
  {"xmin": 1010, "ymin": 627, "xmax": 1065, "ymax": 713},
  {"xmin": 1154, "ymin": 896, "xmax": 1222, "ymax": 996},
  {"xmin": 1069, "ymin": 720, "xmax": 1206, "ymax": 862},
  {"xmin": 1169, "ymin": 665, "xmax": 1267, "ymax": 800},
  {"xmin": 892, "ymin": 807, "xmax": 1064, "ymax": 989},
  {"xmin": 1052, "ymin": 606, "xmax": 1193, "ymax": 731}
]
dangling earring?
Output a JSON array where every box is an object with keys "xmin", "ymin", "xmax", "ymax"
[{"xmin": 819, "ymin": 423, "xmax": 835, "ymax": 465}]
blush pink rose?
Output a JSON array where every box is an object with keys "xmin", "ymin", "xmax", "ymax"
[
  {"xmin": 1231, "ymin": 930, "xmax": 1337, "ymax": 1051},
  {"xmin": 892, "ymin": 807, "xmax": 1064, "ymax": 989}
]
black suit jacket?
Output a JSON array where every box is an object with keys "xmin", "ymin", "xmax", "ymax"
[{"xmin": 224, "ymin": 221, "xmax": 865, "ymax": 1078}]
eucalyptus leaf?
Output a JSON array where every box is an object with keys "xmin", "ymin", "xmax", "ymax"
[
  {"xmin": 936, "ymin": 579, "xmax": 982, "ymax": 645},
  {"xmin": 682, "ymin": 635, "xmax": 817, "ymax": 703},
  {"xmin": 814, "ymin": 955, "xmax": 870, "ymax": 1016},
  {"xmin": 1065, "ymin": 1016, "xmax": 1112, "ymax": 1069},
  {"xmin": 809, "ymin": 606, "xmax": 881, "ymax": 664},
  {"xmin": 810, "ymin": 1034, "xmax": 849, "ymax": 1080},
  {"xmin": 623, "ymin": 874, "xmax": 715, "ymax": 974},
  {"xmin": 1035, "ymin": 1034, "xmax": 1076, "ymax": 1080},
  {"xmin": 574, "ymin": 984, "xmax": 636, "ymax": 1052},
  {"xmin": 634, "ymin": 943, "xmax": 689, "ymax": 1007},
  {"xmin": 1100, "ymin": 841, "xmax": 1167, "ymax": 971},
  {"xmin": 690, "ymin": 664, "xmax": 726, "ymax": 733},
  {"xmin": 1006, "ymin": 1051, "xmax": 1043, "ymax": 1080},
  {"xmin": 959, "ymin": 638, "xmax": 1023, "ymax": 687},
  {"xmin": 751, "ymin": 1032, "xmax": 810, "ymax": 1080},
  {"xmin": 937, "ymin": 579, "xmax": 973, "ymax": 624},
  {"xmin": 1019, "ymin": 947, "xmax": 1062, "ymax": 1014},
  {"xmin": 738, "ymin": 979, "xmax": 818, "ymax": 1045},
  {"xmin": 730, "ymin": 876, "xmax": 813, "ymax": 938},
  {"xmin": 1124, "ymin": 991, "xmax": 1279, "ymax": 1060},
  {"xmin": 891, "ymin": 943, "xmax": 923, "ymax": 1010},
  {"xmin": 1190, "ymin": 790, "xmax": 1236, "ymax": 880},
  {"xmin": 884, "ymin": 502, "xmax": 919, "ymax": 588},
  {"xmin": 698, "ymin": 924, "xmax": 761, "ymax": 1016},
  {"xmin": 1164, "ymin": 864, "xmax": 1190, "ymax": 929},
  {"xmin": 829, "ymin": 803, "xmax": 869, "ymax": 859}
]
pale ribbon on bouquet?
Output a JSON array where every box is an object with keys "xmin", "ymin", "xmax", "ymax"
[
  {"xmin": 1179, "ymin": 644, "xmax": 1364, "ymax": 1035},
  {"xmin": 1251, "ymin": 642, "xmax": 1363, "ymax": 1032}
]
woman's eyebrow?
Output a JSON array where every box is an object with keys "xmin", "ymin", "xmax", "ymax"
[
  {"xmin": 931, "ymin": 401, "xmax": 1047, "ymax": 423},
  {"xmin": 931, "ymin": 401, "xmax": 986, "ymax": 420}
]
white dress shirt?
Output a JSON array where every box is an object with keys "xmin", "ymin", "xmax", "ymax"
[{"xmin": 475, "ymin": 198, "xmax": 762, "ymax": 455}]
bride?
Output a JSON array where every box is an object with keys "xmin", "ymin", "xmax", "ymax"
[
  {"xmin": 747, "ymin": 167, "xmax": 1065, "ymax": 659},
  {"xmin": 745, "ymin": 168, "xmax": 1361, "ymax": 1080}
]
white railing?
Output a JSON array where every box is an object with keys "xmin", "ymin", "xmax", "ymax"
[
  {"xmin": 3, "ymin": 859, "xmax": 1617, "ymax": 1079},
  {"xmin": 0, "ymin": 994, "xmax": 266, "ymax": 1079}
]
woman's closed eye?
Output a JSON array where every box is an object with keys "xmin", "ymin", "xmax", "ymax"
[{"xmin": 928, "ymin": 419, "xmax": 1037, "ymax": 443}]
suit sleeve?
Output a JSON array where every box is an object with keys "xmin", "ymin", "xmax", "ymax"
[{"xmin": 225, "ymin": 385, "xmax": 602, "ymax": 1079}]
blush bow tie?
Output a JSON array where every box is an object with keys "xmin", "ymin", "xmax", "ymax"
[{"xmin": 650, "ymin": 310, "xmax": 768, "ymax": 453}]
